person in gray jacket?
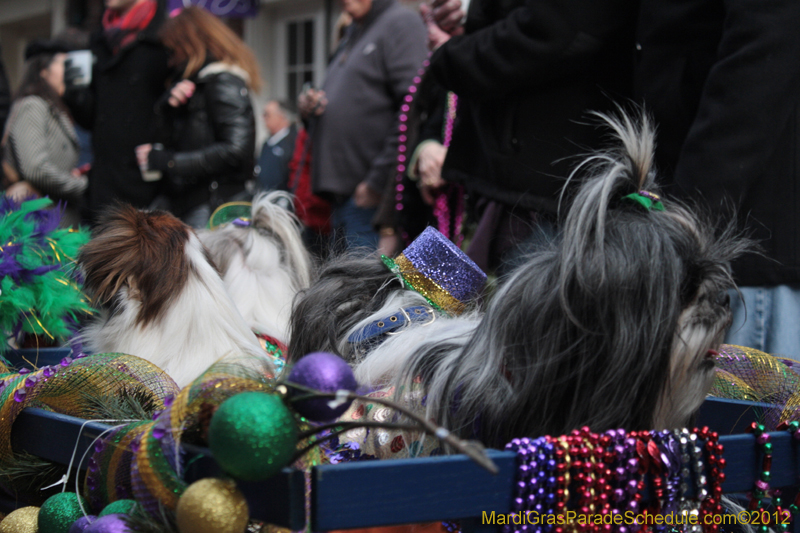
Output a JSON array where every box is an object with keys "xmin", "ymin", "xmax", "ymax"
[
  {"xmin": 3, "ymin": 40, "xmax": 87, "ymax": 227},
  {"xmin": 299, "ymin": 0, "xmax": 427, "ymax": 251}
]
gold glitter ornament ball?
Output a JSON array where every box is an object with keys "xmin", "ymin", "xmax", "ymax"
[
  {"xmin": 0, "ymin": 506, "xmax": 40, "ymax": 533},
  {"xmin": 176, "ymin": 478, "xmax": 249, "ymax": 533}
]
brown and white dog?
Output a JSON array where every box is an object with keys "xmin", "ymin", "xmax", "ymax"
[
  {"xmin": 77, "ymin": 206, "xmax": 269, "ymax": 388},
  {"xmin": 197, "ymin": 191, "xmax": 312, "ymax": 343}
]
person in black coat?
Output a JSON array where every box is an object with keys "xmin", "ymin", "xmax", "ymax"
[
  {"xmin": 64, "ymin": 0, "xmax": 170, "ymax": 222},
  {"xmin": 634, "ymin": 0, "xmax": 800, "ymax": 356},
  {"xmin": 137, "ymin": 6, "xmax": 259, "ymax": 228},
  {"xmin": 426, "ymin": 0, "xmax": 637, "ymax": 273}
]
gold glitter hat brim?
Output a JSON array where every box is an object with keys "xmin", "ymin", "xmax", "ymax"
[{"xmin": 382, "ymin": 254, "xmax": 464, "ymax": 315}]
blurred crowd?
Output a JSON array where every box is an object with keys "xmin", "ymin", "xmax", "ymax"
[{"xmin": 1, "ymin": 0, "xmax": 800, "ymax": 355}]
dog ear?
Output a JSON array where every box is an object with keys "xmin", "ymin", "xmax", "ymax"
[
  {"xmin": 125, "ymin": 275, "xmax": 140, "ymax": 300},
  {"xmin": 78, "ymin": 204, "xmax": 192, "ymax": 324}
]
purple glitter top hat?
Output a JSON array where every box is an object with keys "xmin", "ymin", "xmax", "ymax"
[{"xmin": 381, "ymin": 226, "xmax": 487, "ymax": 314}]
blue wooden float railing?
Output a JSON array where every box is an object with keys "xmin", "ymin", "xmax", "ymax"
[
  {"xmin": 2, "ymin": 352, "xmax": 795, "ymax": 529},
  {"xmin": 5, "ymin": 400, "xmax": 800, "ymax": 531},
  {"xmin": 3, "ymin": 347, "xmax": 71, "ymax": 370},
  {"xmin": 8, "ymin": 408, "xmax": 307, "ymax": 530},
  {"xmin": 697, "ymin": 397, "xmax": 779, "ymax": 436}
]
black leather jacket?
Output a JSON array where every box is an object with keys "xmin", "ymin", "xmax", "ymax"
[{"xmin": 150, "ymin": 62, "xmax": 256, "ymax": 217}]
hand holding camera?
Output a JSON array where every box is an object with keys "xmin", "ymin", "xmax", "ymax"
[{"xmin": 63, "ymin": 50, "xmax": 93, "ymax": 89}]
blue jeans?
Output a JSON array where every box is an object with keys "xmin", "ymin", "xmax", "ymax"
[
  {"xmin": 725, "ymin": 284, "xmax": 800, "ymax": 358},
  {"xmin": 331, "ymin": 197, "xmax": 379, "ymax": 251}
]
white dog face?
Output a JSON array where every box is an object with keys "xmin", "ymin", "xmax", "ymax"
[{"xmin": 657, "ymin": 275, "xmax": 734, "ymax": 429}]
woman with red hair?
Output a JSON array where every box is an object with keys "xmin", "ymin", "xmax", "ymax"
[{"xmin": 137, "ymin": 6, "xmax": 260, "ymax": 228}]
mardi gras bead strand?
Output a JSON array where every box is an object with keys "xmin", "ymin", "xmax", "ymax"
[
  {"xmin": 747, "ymin": 422, "xmax": 772, "ymax": 515},
  {"xmin": 394, "ymin": 57, "xmax": 465, "ymax": 248},
  {"xmin": 569, "ymin": 429, "xmax": 597, "ymax": 533},
  {"xmin": 504, "ymin": 437, "xmax": 553, "ymax": 533},
  {"xmin": 394, "ymin": 57, "xmax": 430, "ymax": 244},
  {"xmin": 552, "ymin": 436, "xmax": 573, "ymax": 533},
  {"xmin": 694, "ymin": 427, "xmax": 723, "ymax": 532},
  {"xmin": 675, "ymin": 428, "xmax": 703, "ymax": 533},
  {"xmin": 432, "ymin": 92, "xmax": 465, "ymax": 246},
  {"xmin": 594, "ymin": 430, "xmax": 616, "ymax": 529},
  {"xmin": 777, "ymin": 420, "xmax": 800, "ymax": 531},
  {"xmin": 659, "ymin": 431, "xmax": 677, "ymax": 513},
  {"xmin": 603, "ymin": 429, "xmax": 627, "ymax": 533},
  {"xmin": 747, "ymin": 421, "xmax": 790, "ymax": 533}
]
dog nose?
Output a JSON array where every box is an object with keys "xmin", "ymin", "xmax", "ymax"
[{"xmin": 716, "ymin": 291, "xmax": 730, "ymax": 308}]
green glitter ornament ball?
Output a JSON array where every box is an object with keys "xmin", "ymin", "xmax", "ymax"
[
  {"xmin": 39, "ymin": 492, "xmax": 88, "ymax": 533},
  {"xmin": 98, "ymin": 499, "xmax": 138, "ymax": 517},
  {"xmin": 208, "ymin": 392, "xmax": 298, "ymax": 481}
]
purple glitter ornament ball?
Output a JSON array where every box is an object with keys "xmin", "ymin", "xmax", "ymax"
[
  {"xmin": 83, "ymin": 514, "xmax": 130, "ymax": 533},
  {"xmin": 288, "ymin": 352, "xmax": 358, "ymax": 421},
  {"xmin": 69, "ymin": 515, "xmax": 97, "ymax": 533}
]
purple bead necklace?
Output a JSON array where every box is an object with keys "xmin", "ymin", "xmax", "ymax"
[{"xmin": 395, "ymin": 56, "xmax": 465, "ymax": 247}]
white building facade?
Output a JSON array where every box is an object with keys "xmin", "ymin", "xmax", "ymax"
[{"xmin": 0, "ymin": 0, "xmax": 421, "ymax": 110}]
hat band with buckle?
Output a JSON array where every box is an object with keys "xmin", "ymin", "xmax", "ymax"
[{"xmin": 347, "ymin": 306, "xmax": 435, "ymax": 344}]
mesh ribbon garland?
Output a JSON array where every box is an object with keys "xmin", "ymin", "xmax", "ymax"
[
  {"xmin": 85, "ymin": 421, "xmax": 151, "ymax": 511},
  {"xmin": 710, "ymin": 369, "xmax": 759, "ymax": 401},
  {"xmin": 88, "ymin": 361, "xmax": 272, "ymax": 516},
  {"xmin": 131, "ymin": 420, "xmax": 187, "ymax": 514},
  {"xmin": 0, "ymin": 353, "xmax": 178, "ymax": 497},
  {"xmin": 711, "ymin": 345, "xmax": 800, "ymax": 429},
  {"xmin": 0, "ymin": 353, "xmax": 178, "ymax": 461},
  {"xmin": 782, "ymin": 391, "xmax": 800, "ymax": 425}
]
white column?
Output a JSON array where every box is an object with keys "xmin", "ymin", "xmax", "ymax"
[{"xmin": 50, "ymin": 0, "xmax": 67, "ymax": 37}]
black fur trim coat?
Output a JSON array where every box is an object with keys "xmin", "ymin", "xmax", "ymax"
[{"xmin": 429, "ymin": 0, "xmax": 638, "ymax": 214}]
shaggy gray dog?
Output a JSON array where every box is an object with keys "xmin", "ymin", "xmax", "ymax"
[{"xmin": 354, "ymin": 112, "xmax": 749, "ymax": 448}]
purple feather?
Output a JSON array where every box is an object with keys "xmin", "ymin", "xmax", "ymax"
[
  {"xmin": 0, "ymin": 195, "xmax": 21, "ymax": 214},
  {"xmin": 30, "ymin": 202, "xmax": 63, "ymax": 236},
  {"xmin": 0, "ymin": 247, "xmax": 23, "ymax": 279},
  {"xmin": 20, "ymin": 264, "xmax": 60, "ymax": 282}
]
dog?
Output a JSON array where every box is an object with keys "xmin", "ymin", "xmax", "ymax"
[
  {"xmin": 78, "ymin": 205, "xmax": 269, "ymax": 388},
  {"xmin": 288, "ymin": 253, "xmax": 433, "ymax": 364},
  {"xmin": 353, "ymin": 111, "xmax": 748, "ymax": 448},
  {"xmin": 197, "ymin": 191, "xmax": 313, "ymax": 343},
  {"xmin": 288, "ymin": 226, "xmax": 486, "ymax": 365}
]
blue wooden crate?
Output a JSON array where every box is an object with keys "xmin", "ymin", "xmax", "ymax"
[
  {"xmin": 6, "ymin": 398, "xmax": 800, "ymax": 532},
  {"xmin": 698, "ymin": 397, "xmax": 778, "ymax": 435},
  {"xmin": 3, "ymin": 347, "xmax": 73, "ymax": 370},
  {"xmin": 8, "ymin": 408, "xmax": 306, "ymax": 529}
]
